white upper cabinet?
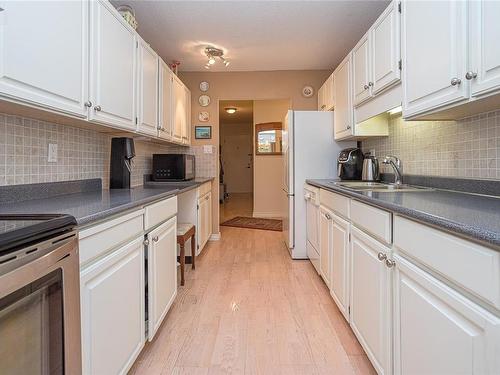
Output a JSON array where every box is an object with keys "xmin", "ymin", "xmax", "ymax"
[
  {"xmin": 469, "ymin": 0, "xmax": 500, "ymax": 98},
  {"xmin": 183, "ymin": 86, "xmax": 191, "ymax": 145},
  {"xmin": 158, "ymin": 59, "xmax": 173, "ymax": 141},
  {"xmin": 89, "ymin": 0, "xmax": 136, "ymax": 130},
  {"xmin": 371, "ymin": 0, "xmax": 401, "ymax": 95},
  {"xmin": 0, "ymin": 1, "xmax": 88, "ymax": 117},
  {"xmin": 137, "ymin": 38, "xmax": 159, "ymax": 136},
  {"xmin": 352, "ymin": 33, "xmax": 371, "ymax": 106},
  {"xmin": 402, "ymin": 0, "xmax": 468, "ymax": 118},
  {"xmin": 318, "ymin": 73, "xmax": 334, "ymax": 111},
  {"xmin": 172, "ymin": 75, "xmax": 186, "ymax": 144},
  {"xmin": 333, "ymin": 53, "xmax": 353, "ymax": 140}
]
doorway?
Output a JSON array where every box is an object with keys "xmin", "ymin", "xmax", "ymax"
[{"xmin": 219, "ymin": 100, "xmax": 254, "ymax": 223}]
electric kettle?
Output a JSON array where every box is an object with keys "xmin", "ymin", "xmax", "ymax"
[{"xmin": 362, "ymin": 155, "xmax": 380, "ymax": 181}]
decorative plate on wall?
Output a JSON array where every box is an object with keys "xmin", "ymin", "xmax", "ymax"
[
  {"xmin": 198, "ymin": 111, "xmax": 210, "ymax": 122},
  {"xmin": 199, "ymin": 94, "xmax": 211, "ymax": 107},
  {"xmin": 302, "ymin": 85, "xmax": 314, "ymax": 98},
  {"xmin": 199, "ymin": 81, "xmax": 209, "ymax": 92}
]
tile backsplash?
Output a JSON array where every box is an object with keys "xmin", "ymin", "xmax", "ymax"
[
  {"xmin": 0, "ymin": 113, "xmax": 217, "ymax": 188},
  {"xmin": 362, "ymin": 110, "xmax": 500, "ymax": 180}
]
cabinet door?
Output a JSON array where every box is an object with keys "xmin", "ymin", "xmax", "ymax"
[
  {"xmin": 137, "ymin": 39, "xmax": 158, "ymax": 136},
  {"xmin": 182, "ymin": 86, "xmax": 191, "ymax": 145},
  {"xmin": 319, "ymin": 206, "xmax": 333, "ymax": 287},
  {"xmin": 371, "ymin": 0, "xmax": 401, "ymax": 95},
  {"xmin": 333, "ymin": 54, "xmax": 353, "ymax": 139},
  {"xmin": 331, "ymin": 213, "xmax": 350, "ymax": 321},
  {"xmin": 0, "ymin": 1, "xmax": 88, "ymax": 117},
  {"xmin": 393, "ymin": 253, "xmax": 500, "ymax": 375},
  {"xmin": 350, "ymin": 227, "xmax": 391, "ymax": 375},
  {"xmin": 305, "ymin": 197, "xmax": 319, "ymax": 251},
  {"xmin": 172, "ymin": 75, "xmax": 185, "ymax": 143},
  {"xmin": 326, "ymin": 73, "xmax": 335, "ymax": 110},
  {"xmin": 402, "ymin": 0, "xmax": 468, "ymax": 117},
  {"xmin": 353, "ymin": 33, "xmax": 372, "ymax": 106},
  {"xmin": 469, "ymin": 0, "xmax": 500, "ymax": 98},
  {"xmin": 89, "ymin": 0, "xmax": 136, "ymax": 130},
  {"xmin": 148, "ymin": 217, "xmax": 177, "ymax": 341},
  {"xmin": 158, "ymin": 60, "xmax": 173, "ymax": 141},
  {"xmin": 80, "ymin": 237, "xmax": 145, "ymax": 375},
  {"xmin": 317, "ymin": 83, "xmax": 325, "ymax": 111},
  {"xmin": 197, "ymin": 192, "xmax": 212, "ymax": 254}
]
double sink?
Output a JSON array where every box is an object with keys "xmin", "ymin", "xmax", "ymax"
[{"xmin": 330, "ymin": 181, "xmax": 433, "ymax": 193}]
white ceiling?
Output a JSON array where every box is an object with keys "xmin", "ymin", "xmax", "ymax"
[{"xmin": 111, "ymin": 0, "xmax": 389, "ymax": 72}]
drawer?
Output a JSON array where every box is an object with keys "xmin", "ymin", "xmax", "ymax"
[
  {"xmin": 319, "ymin": 189, "xmax": 350, "ymax": 219},
  {"xmin": 144, "ymin": 196, "xmax": 177, "ymax": 231},
  {"xmin": 198, "ymin": 181, "xmax": 211, "ymax": 197},
  {"xmin": 304, "ymin": 184, "xmax": 320, "ymax": 205},
  {"xmin": 79, "ymin": 209, "xmax": 144, "ymax": 266},
  {"xmin": 394, "ymin": 216, "xmax": 500, "ymax": 309},
  {"xmin": 350, "ymin": 200, "xmax": 391, "ymax": 244}
]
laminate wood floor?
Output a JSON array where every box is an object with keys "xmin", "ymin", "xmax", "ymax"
[
  {"xmin": 130, "ymin": 227, "xmax": 376, "ymax": 375},
  {"xmin": 219, "ymin": 193, "xmax": 253, "ymax": 223}
]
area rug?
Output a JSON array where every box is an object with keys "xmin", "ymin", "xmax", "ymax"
[{"xmin": 221, "ymin": 216, "xmax": 282, "ymax": 231}]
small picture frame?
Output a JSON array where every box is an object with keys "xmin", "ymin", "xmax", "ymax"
[{"xmin": 195, "ymin": 126, "xmax": 212, "ymax": 139}]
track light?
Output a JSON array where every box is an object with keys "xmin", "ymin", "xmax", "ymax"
[
  {"xmin": 204, "ymin": 46, "xmax": 230, "ymax": 69},
  {"xmin": 208, "ymin": 57, "xmax": 216, "ymax": 65}
]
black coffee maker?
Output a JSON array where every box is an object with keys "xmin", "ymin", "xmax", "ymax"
[
  {"xmin": 337, "ymin": 148, "xmax": 364, "ymax": 180},
  {"xmin": 110, "ymin": 138, "xmax": 135, "ymax": 189}
]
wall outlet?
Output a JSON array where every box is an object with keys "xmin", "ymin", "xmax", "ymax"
[
  {"xmin": 203, "ymin": 145, "xmax": 213, "ymax": 154},
  {"xmin": 48, "ymin": 143, "xmax": 58, "ymax": 163}
]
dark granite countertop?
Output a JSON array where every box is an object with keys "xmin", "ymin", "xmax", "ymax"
[
  {"xmin": 306, "ymin": 179, "xmax": 500, "ymax": 250},
  {"xmin": 0, "ymin": 178, "xmax": 213, "ymax": 227}
]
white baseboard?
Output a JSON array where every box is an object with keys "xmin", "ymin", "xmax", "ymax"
[
  {"xmin": 252, "ymin": 212, "xmax": 283, "ymax": 219},
  {"xmin": 209, "ymin": 232, "xmax": 221, "ymax": 241}
]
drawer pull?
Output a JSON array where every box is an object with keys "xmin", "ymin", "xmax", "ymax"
[
  {"xmin": 385, "ymin": 259, "xmax": 395, "ymax": 268},
  {"xmin": 377, "ymin": 252, "xmax": 387, "ymax": 261},
  {"xmin": 153, "ymin": 236, "xmax": 159, "ymax": 242}
]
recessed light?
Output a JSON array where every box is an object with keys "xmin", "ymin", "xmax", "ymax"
[
  {"xmin": 225, "ymin": 107, "xmax": 237, "ymax": 114},
  {"xmin": 388, "ymin": 105, "xmax": 402, "ymax": 115}
]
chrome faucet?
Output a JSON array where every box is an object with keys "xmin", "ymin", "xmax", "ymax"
[{"xmin": 382, "ymin": 155, "xmax": 403, "ymax": 185}]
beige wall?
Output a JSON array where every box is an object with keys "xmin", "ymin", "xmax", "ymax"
[
  {"xmin": 252, "ymin": 99, "xmax": 290, "ymax": 217},
  {"xmin": 179, "ymin": 70, "xmax": 331, "ymax": 233}
]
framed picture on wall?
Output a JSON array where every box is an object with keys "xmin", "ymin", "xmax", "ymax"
[{"xmin": 195, "ymin": 126, "xmax": 212, "ymax": 139}]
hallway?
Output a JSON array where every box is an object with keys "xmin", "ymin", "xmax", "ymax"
[
  {"xmin": 219, "ymin": 193, "xmax": 254, "ymax": 223},
  {"xmin": 130, "ymin": 227, "xmax": 375, "ymax": 374}
]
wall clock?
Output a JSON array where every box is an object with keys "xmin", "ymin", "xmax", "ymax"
[
  {"xmin": 199, "ymin": 81, "xmax": 209, "ymax": 92},
  {"xmin": 302, "ymin": 85, "xmax": 314, "ymax": 98},
  {"xmin": 198, "ymin": 111, "xmax": 210, "ymax": 122},
  {"xmin": 199, "ymin": 94, "xmax": 211, "ymax": 107}
]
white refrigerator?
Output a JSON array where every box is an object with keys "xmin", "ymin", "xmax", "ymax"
[{"xmin": 282, "ymin": 110, "xmax": 355, "ymax": 259}]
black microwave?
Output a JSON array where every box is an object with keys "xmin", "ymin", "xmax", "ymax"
[{"xmin": 152, "ymin": 154, "xmax": 195, "ymax": 181}]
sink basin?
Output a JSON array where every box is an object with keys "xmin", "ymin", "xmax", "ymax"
[{"xmin": 330, "ymin": 181, "xmax": 432, "ymax": 193}]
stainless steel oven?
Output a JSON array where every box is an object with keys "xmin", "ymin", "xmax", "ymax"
[{"xmin": 0, "ymin": 217, "xmax": 81, "ymax": 374}]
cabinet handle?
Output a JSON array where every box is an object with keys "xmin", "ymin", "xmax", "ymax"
[
  {"xmin": 321, "ymin": 105, "xmax": 326, "ymax": 109},
  {"xmin": 153, "ymin": 236, "xmax": 159, "ymax": 242},
  {"xmin": 364, "ymin": 84, "xmax": 369, "ymax": 90},
  {"xmin": 143, "ymin": 239, "xmax": 150, "ymax": 246},
  {"xmin": 385, "ymin": 259, "xmax": 396, "ymax": 268},
  {"xmin": 205, "ymin": 196, "xmax": 209, "ymax": 201},
  {"xmin": 368, "ymin": 82, "xmax": 374, "ymax": 87},
  {"xmin": 450, "ymin": 78, "xmax": 461, "ymax": 86},
  {"xmin": 84, "ymin": 101, "xmax": 92, "ymax": 108},
  {"xmin": 94, "ymin": 105, "xmax": 102, "ymax": 111},
  {"xmin": 465, "ymin": 71, "xmax": 477, "ymax": 80},
  {"xmin": 346, "ymin": 125, "xmax": 351, "ymax": 130},
  {"xmin": 377, "ymin": 252, "xmax": 387, "ymax": 261},
  {"xmin": 325, "ymin": 213, "xmax": 331, "ymax": 220}
]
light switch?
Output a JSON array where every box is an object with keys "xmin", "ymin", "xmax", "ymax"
[
  {"xmin": 48, "ymin": 143, "xmax": 58, "ymax": 163},
  {"xmin": 203, "ymin": 145, "xmax": 213, "ymax": 154}
]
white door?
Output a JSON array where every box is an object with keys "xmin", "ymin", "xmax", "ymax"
[
  {"xmin": 371, "ymin": 0, "xmax": 401, "ymax": 95},
  {"xmin": 172, "ymin": 75, "xmax": 185, "ymax": 144},
  {"xmin": 402, "ymin": 0, "xmax": 468, "ymax": 118},
  {"xmin": 89, "ymin": 0, "xmax": 136, "ymax": 130},
  {"xmin": 333, "ymin": 54, "xmax": 353, "ymax": 139},
  {"xmin": 80, "ymin": 237, "xmax": 145, "ymax": 375},
  {"xmin": 393, "ymin": 253, "xmax": 500, "ymax": 375},
  {"xmin": 158, "ymin": 60, "xmax": 173, "ymax": 141},
  {"xmin": 319, "ymin": 206, "xmax": 333, "ymax": 287},
  {"xmin": 331, "ymin": 213, "xmax": 350, "ymax": 321},
  {"xmin": 0, "ymin": 1, "xmax": 88, "ymax": 117},
  {"xmin": 137, "ymin": 39, "xmax": 158, "ymax": 136},
  {"xmin": 148, "ymin": 217, "xmax": 177, "ymax": 341},
  {"xmin": 469, "ymin": 0, "xmax": 500, "ymax": 98},
  {"xmin": 350, "ymin": 227, "xmax": 391, "ymax": 375},
  {"xmin": 353, "ymin": 33, "xmax": 372, "ymax": 106}
]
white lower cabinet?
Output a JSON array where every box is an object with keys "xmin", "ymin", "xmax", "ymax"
[
  {"xmin": 350, "ymin": 226, "xmax": 392, "ymax": 375},
  {"xmin": 147, "ymin": 216, "xmax": 177, "ymax": 341},
  {"xmin": 330, "ymin": 213, "xmax": 350, "ymax": 321},
  {"xmin": 393, "ymin": 253, "xmax": 500, "ymax": 375},
  {"xmin": 197, "ymin": 190, "xmax": 212, "ymax": 254},
  {"xmin": 319, "ymin": 206, "xmax": 333, "ymax": 287},
  {"xmin": 80, "ymin": 236, "xmax": 145, "ymax": 375}
]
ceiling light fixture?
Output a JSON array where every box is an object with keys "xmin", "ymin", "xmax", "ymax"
[
  {"xmin": 204, "ymin": 46, "xmax": 230, "ymax": 69},
  {"xmin": 225, "ymin": 107, "xmax": 237, "ymax": 114}
]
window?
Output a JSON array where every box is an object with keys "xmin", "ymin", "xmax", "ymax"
[{"xmin": 255, "ymin": 122, "xmax": 283, "ymax": 155}]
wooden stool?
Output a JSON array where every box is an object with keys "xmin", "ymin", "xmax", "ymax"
[{"xmin": 176, "ymin": 224, "xmax": 196, "ymax": 286}]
